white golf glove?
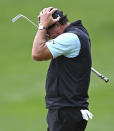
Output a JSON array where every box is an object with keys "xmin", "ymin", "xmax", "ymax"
[{"xmin": 80, "ymin": 110, "xmax": 93, "ymax": 121}]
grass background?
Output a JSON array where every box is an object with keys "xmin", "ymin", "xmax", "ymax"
[{"xmin": 0, "ymin": 0, "xmax": 114, "ymax": 130}]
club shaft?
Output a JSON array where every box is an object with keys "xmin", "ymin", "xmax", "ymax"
[{"xmin": 22, "ymin": 15, "xmax": 38, "ymax": 28}]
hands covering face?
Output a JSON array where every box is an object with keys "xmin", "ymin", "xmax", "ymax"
[{"xmin": 38, "ymin": 7, "xmax": 60, "ymax": 28}]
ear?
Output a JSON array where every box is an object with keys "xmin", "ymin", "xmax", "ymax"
[{"xmin": 56, "ymin": 21, "xmax": 60, "ymax": 27}]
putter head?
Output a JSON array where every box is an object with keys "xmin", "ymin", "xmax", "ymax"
[{"xmin": 12, "ymin": 14, "xmax": 23, "ymax": 23}]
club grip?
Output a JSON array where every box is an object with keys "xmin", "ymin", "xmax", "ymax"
[
  {"xmin": 99, "ymin": 74, "xmax": 109, "ymax": 83},
  {"xmin": 91, "ymin": 67, "xmax": 109, "ymax": 83}
]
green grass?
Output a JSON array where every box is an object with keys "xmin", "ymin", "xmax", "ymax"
[{"xmin": 0, "ymin": 0, "xmax": 114, "ymax": 130}]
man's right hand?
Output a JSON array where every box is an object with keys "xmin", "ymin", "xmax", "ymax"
[{"xmin": 38, "ymin": 7, "xmax": 60, "ymax": 28}]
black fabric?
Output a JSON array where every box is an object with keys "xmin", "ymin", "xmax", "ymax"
[
  {"xmin": 47, "ymin": 107, "xmax": 87, "ymax": 131},
  {"xmin": 45, "ymin": 20, "xmax": 92, "ymax": 109}
]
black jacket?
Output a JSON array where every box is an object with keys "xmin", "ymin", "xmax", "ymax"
[{"xmin": 45, "ymin": 20, "xmax": 92, "ymax": 109}]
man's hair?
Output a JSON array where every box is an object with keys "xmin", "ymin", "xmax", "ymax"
[
  {"xmin": 48, "ymin": 9, "xmax": 69, "ymax": 30},
  {"xmin": 58, "ymin": 14, "xmax": 69, "ymax": 25},
  {"xmin": 52, "ymin": 10, "xmax": 69, "ymax": 25}
]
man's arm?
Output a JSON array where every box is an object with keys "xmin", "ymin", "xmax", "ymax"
[
  {"xmin": 32, "ymin": 29, "xmax": 52, "ymax": 61},
  {"xmin": 32, "ymin": 7, "xmax": 60, "ymax": 61}
]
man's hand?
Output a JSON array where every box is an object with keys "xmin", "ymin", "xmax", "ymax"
[
  {"xmin": 32, "ymin": 7, "xmax": 61, "ymax": 61},
  {"xmin": 38, "ymin": 7, "xmax": 60, "ymax": 28}
]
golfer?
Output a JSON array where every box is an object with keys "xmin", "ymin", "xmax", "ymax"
[{"xmin": 32, "ymin": 7, "xmax": 93, "ymax": 131}]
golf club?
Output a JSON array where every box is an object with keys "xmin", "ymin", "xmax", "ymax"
[
  {"xmin": 12, "ymin": 14, "xmax": 109, "ymax": 83},
  {"xmin": 12, "ymin": 14, "xmax": 38, "ymax": 28}
]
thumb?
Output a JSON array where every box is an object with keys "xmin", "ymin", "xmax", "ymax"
[{"xmin": 53, "ymin": 16, "xmax": 61, "ymax": 22}]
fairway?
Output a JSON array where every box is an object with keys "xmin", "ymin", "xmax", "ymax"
[{"xmin": 0, "ymin": 0, "xmax": 114, "ymax": 130}]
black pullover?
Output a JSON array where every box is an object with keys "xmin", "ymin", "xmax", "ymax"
[{"xmin": 45, "ymin": 20, "xmax": 92, "ymax": 109}]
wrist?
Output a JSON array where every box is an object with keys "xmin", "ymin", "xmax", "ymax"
[
  {"xmin": 38, "ymin": 25, "xmax": 48, "ymax": 31},
  {"xmin": 39, "ymin": 23, "xmax": 48, "ymax": 28}
]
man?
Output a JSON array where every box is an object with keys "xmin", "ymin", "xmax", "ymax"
[{"xmin": 32, "ymin": 7, "xmax": 93, "ymax": 131}]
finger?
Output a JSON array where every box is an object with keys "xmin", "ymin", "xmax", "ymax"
[
  {"xmin": 38, "ymin": 11, "xmax": 43, "ymax": 17},
  {"xmin": 49, "ymin": 8, "xmax": 58, "ymax": 14},
  {"xmin": 43, "ymin": 7, "xmax": 54, "ymax": 14},
  {"xmin": 47, "ymin": 7, "xmax": 54, "ymax": 12},
  {"xmin": 42, "ymin": 8, "xmax": 47, "ymax": 14},
  {"xmin": 37, "ymin": 11, "xmax": 43, "ymax": 20},
  {"xmin": 53, "ymin": 16, "xmax": 61, "ymax": 22}
]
